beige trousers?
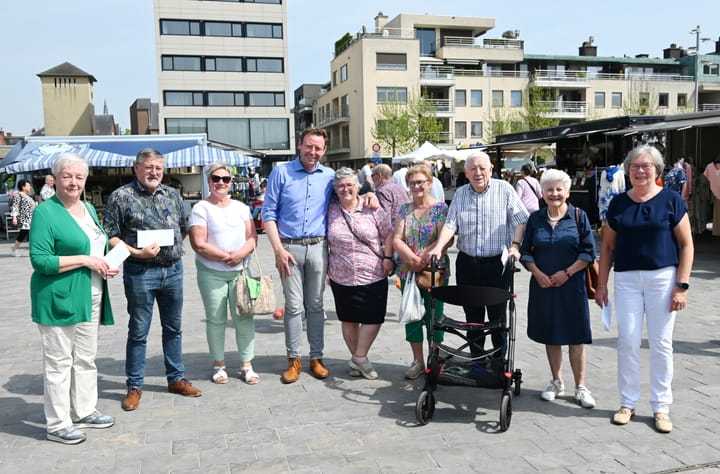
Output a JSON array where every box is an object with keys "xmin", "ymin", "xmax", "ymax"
[{"xmin": 38, "ymin": 293, "xmax": 102, "ymax": 432}]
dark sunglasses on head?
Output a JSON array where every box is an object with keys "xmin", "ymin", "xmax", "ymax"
[{"xmin": 210, "ymin": 175, "xmax": 232, "ymax": 184}]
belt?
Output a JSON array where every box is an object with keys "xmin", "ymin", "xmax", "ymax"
[
  {"xmin": 126, "ymin": 259, "xmax": 179, "ymax": 268},
  {"xmin": 279, "ymin": 236, "xmax": 326, "ymax": 245}
]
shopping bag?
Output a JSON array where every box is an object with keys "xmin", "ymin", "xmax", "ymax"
[
  {"xmin": 399, "ymin": 272, "xmax": 425, "ymax": 324},
  {"xmin": 236, "ymin": 252, "xmax": 275, "ymax": 315}
]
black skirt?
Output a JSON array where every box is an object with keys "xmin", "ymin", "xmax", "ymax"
[{"xmin": 329, "ymin": 278, "xmax": 388, "ymax": 324}]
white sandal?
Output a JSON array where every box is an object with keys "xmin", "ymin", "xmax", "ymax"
[
  {"xmin": 212, "ymin": 365, "xmax": 228, "ymax": 384},
  {"xmin": 239, "ymin": 366, "xmax": 260, "ymax": 385}
]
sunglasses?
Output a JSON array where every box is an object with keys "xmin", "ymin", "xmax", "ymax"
[{"xmin": 210, "ymin": 175, "xmax": 232, "ymax": 184}]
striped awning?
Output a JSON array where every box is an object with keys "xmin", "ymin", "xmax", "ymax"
[
  {"xmin": 2, "ymin": 145, "xmax": 134, "ymax": 174},
  {"xmin": 163, "ymin": 146, "xmax": 261, "ymax": 168}
]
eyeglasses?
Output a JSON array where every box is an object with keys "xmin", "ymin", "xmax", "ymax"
[
  {"xmin": 408, "ymin": 180, "xmax": 428, "ymax": 187},
  {"xmin": 334, "ymin": 183, "xmax": 355, "ymax": 190},
  {"xmin": 629, "ymin": 163, "xmax": 654, "ymax": 172},
  {"xmin": 210, "ymin": 175, "xmax": 232, "ymax": 184}
]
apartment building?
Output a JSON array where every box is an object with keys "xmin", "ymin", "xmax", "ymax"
[
  {"xmin": 154, "ymin": 0, "xmax": 294, "ymax": 159},
  {"xmin": 314, "ymin": 12, "xmax": 720, "ymax": 166}
]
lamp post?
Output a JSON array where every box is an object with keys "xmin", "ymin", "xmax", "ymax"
[{"xmin": 690, "ymin": 25, "xmax": 712, "ymax": 112}]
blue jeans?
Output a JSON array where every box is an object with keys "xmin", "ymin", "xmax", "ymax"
[
  {"xmin": 123, "ymin": 260, "xmax": 185, "ymax": 388},
  {"xmin": 281, "ymin": 241, "xmax": 327, "ymax": 359}
]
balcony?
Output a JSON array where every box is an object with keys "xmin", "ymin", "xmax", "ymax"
[
  {"xmin": 435, "ymin": 131, "xmax": 454, "ymax": 145},
  {"xmin": 701, "ymin": 103, "xmax": 720, "ymax": 111},
  {"xmin": 536, "ymin": 100, "xmax": 589, "ymax": 120},
  {"xmin": 533, "ymin": 70, "xmax": 591, "ymax": 88},
  {"xmin": 425, "ymin": 99, "xmax": 454, "ymax": 117},
  {"xmin": 326, "ymin": 137, "xmax": 350, "ymax": 155},
  {"xmin": 318, "ymin": 107, "xmax": 350, "ymax": 128},
  {"xmin": 419, "ymin": 66, "xmax": 456, "ymax": 86},
  {"xmin": 435, "ymin": 36, "xmax": 524, "ymax": 64},
  {"xmin": 591, "ymin": 72, "xmax": 693, "ymax": 82}
]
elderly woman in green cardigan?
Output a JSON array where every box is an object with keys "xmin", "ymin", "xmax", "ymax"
[{"xmin": 30, "ymin": 153, "xmax": 118, "ymax": 445}]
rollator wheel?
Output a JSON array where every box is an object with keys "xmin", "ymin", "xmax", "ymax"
[
  {"xmin": 513, "ymin": 369, "xmax": 522, "ymax": 396},
  {"xmin": 415, "ymin": 390, "xmax": 435, "ymax": 425},
  {"xmin": 499, "ymin": 391, "xmax": 512, "ymax": 432}
]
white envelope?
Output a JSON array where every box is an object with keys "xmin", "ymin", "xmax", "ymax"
[
  {"xmin": 103, "ymin": 241, "xmax": 130, "ymax": 269},
  {"xmin": 601, "ymin": 301, "xmax": 612, "ymax": 333},
  {"xmin": 137, "ymin": 229, "xmax": 174, "ymax": 248}
]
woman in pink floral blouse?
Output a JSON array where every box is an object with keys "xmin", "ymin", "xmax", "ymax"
[{"xmin": 327, "ymin": 167, "xmax": 395, "ymax": 379}]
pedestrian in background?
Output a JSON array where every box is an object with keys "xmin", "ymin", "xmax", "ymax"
[{"xmin": 10, "ymin": 179, "xmax": 36, "ymax": 256}]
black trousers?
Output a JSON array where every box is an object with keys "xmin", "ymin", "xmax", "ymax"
[{"xmin": 455, "ymin": 251, "xmax": 511, "ymax": 357}]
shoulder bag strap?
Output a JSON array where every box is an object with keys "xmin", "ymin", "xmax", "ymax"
[{"xmin": 340, "ymin": 208, "xmax": 384, "ymax": 260}]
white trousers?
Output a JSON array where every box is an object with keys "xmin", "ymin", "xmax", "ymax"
[
  {"xmin": 38, "ymin": 294, "xmax": 102, "ymax": 432},
  {"xmin": 614, "ymin": 267, "xmax": 676, "ymax": 414}
]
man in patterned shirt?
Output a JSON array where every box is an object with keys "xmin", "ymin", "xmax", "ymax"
[
  {"xmin": 428, "ymin": 151, "xmax": 528, "ymax": 357},
  {"xmin": 104, "ymin": 148, "xmax": 201, "ymax": 411}
]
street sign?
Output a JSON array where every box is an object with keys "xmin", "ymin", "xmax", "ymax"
[{"xmin": 371, "ymin": 143, "xmax": 381, "ymax": 153}]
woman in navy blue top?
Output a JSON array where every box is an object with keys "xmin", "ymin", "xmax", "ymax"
[
  {"xmin": 520, "ymin": 169, "xmax": 597, "ymax": 409},
  {"xmin": 596, "ymin": 145, "xmax": 694, "ymax": 434}
]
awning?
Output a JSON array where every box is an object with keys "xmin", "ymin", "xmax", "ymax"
[
  {"xmin": 0, "ymin": 134, "xmax": 261, "ymax": 174},
  {"xmin": 605, "ymin": 116, "xmax": 720, "ymax": 136},
  {"xmin": 164, "ymin": 146, "xmax": 261, "ymax": 168}
]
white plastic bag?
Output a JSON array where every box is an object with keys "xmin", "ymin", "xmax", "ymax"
[{"xmin": 399, "ymin": 272, "xmax": 425, "ymax": 324}]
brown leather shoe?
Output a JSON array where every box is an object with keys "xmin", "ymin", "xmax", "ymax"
[
  {"xmin": 310, "ymin": 359, "xmax": 329, "ymax": 379},
  {"xmin": 122, "ymin": 388, "xmax": 142, "ymax": 411},
  {"xmin": 168, "ymin": 379, "xmax": 202, "ymax": 397},
  {"xmin": 281, "ymin": 358, "xmax": 302, "ymax": 384}
]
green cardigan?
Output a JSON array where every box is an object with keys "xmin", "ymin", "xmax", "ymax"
[{"xmin": 29, "ymin": 196, "xmax": 114, "ymax": 326}]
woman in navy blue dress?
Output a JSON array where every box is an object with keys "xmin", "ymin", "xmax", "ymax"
[{"xmin": 520, "ymin": 169, "xmax": 597, "ymax": 408}]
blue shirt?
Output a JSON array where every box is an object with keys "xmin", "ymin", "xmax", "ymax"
[
  {"xmin": 261, "ymin": 157, "xmax": 335, "ymax": 239},
  {"xmin": 607, "ymin": 189, "xmax": 686, "ymax": 272}
]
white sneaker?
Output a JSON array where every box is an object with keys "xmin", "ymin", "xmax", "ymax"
[
  {"xmin": 404, "ymin": 361, "xmax": 424, "ymax": 380},
  {"xmin": 10, "ymin": 249, "xmax": 21, "ymax": 257},
  {"xmin": 574, "ymin": 385, "xmax": 596, "ymax": 408},
  {"xmin": 540, "ymin": 379, "xmax": 565, "ymax": 401}
]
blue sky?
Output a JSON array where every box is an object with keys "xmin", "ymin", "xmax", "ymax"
[{"xmin": 1, "ymin": 0, "xmax": 718, "ymax": 136}]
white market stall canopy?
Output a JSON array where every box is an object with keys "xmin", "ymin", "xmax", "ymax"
[
  {"xmin": 0, "ymin": 134, "xmax": 260, "ymax": 174},
  {"xmin": 392, "ymin": 141, "xmax": 486, "ymax": 164}
]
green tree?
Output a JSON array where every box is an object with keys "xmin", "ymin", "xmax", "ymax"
[
  {"xmin": 622, "ymin": 81, "xmax": 658, "ymax": 115},
  {"xmin": 371, "ymin": 94, "xmax": 443, "ymax": 156},
  {"xmin": 521, "ymin": 86, "xmax": 560, "ymax": 130}
]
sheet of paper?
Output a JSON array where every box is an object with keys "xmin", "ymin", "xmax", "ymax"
[
  {"xmin": 602, "ymin": 301, "xmax": 612, "ymax": 333},
  {"xmin": 103, "ymin": 241, "xmax": 130, "ymax": 269},
  {"xmin": 137, "ymin": 229, "xmax": 174, "ymax": 248},
  {"xmin": 500, "ymin": 246, "xmax": 509, "ymax": 270}
]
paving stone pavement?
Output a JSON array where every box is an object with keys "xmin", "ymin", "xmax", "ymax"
[{"xmin": 0, "ymin": 232, "xmax": 719, "ymax": 473}]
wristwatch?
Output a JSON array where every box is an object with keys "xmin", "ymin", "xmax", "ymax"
[{"xmin": 675, "ymin": 282, "xmax": 690, "ymax": 290}]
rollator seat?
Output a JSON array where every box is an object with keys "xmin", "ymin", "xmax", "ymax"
[{"xmin": 430, "ymin": 285, "xmax": 512, "ymax": 307}]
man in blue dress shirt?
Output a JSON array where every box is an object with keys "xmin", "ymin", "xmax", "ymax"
[{"xmin": 262, "ymin": 128, "xmax": 335, "ymax": 383}]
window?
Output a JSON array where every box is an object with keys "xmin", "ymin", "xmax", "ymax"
[
  {"xmin": 248, "ymin": 92, "xmax": 285, "ymax": 106},
  {"xmin": 594, "ymin": 92, "xmax": 605, "ymax": 108},
  {"xmin": 639, "ymin": 92, "xmax": 649, "ymax": 108},
  {"xmin": 470, "ymin": 121, "xmax": 483, "ymax": 138},
  {"xmin": 164, "ymin": 91, "xmax": 203, "ymax": 106},
  {"xmin": 455, "ymin": 121, "xmax": 467, "ymax": 139},
  {"xmin": 333, "ymin": 70, "xmax": 338, "ymax": 86},
  {"xmin": 510, "ymin": 90, "xmax": 523, "ymax": 107},
  {"xmin": 415, "ymin": 28, "xmax": 436, "ymax": 56},
  {"xmin": 455, "ymin": 90, "xmax": 466, "ymax": 107},
  {"xmin": 165, "ymin": 118, "xmax": 207, "ymax": 134},
  {"xmin": 611, "ymin": 92, "xmax": 622, "ymax": 108},
  {"xmin": 246, "ymin": 58, "xmax": 283, "ymax": 73},
  {"xmin": 210, "ymin": 57, "xmax": 244, "ymax": 72},
  {"xmin": 659, "ymin": 93, "xmax": 669, "ymax": 108},
  {"xmin": 677, "ymin": 93, "xmax": 687, "ymax": 107},
  {"xmin": 492, "ymin": 90, "xmax": 504, "ymax": 107},
  {"xmin": 377, "ymin": 87, "xmax": 407, "ymax": 103},
  {"xmin": 246, "ymin": 23, "xmax": 283, "ymax": 38},
  {"xmin": 207, "ymin": 92, "xmax": 235, "ymax": 106},
  {"xmin": 340, "ymin": 64, "xmax": 348, "ymax": 82},
  {"xmin": 376, "ymin": 53, "xmax": 407, "ymax": 70},
  {"xmin": 162, "ymin": 56, "xmax": 201, "ymax": 71},
  {"xmin": 160, "ymin": 20, "xmax": 200, "ymax": 36},
  {"xmin": 205, "ymin": 22, "xmax": 232, "ymax": 37},
  {"xmin": 703, "ymin": 63, "xmax": 719, "ymax": 76},
  {"xmin": 471, "ymin": 90, "xmax": 483, "ymax": 107}
]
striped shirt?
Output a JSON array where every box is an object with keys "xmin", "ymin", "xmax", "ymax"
[{"xmin": 444, "ymin": 180, "xmax": 529, "ymax": 257}]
